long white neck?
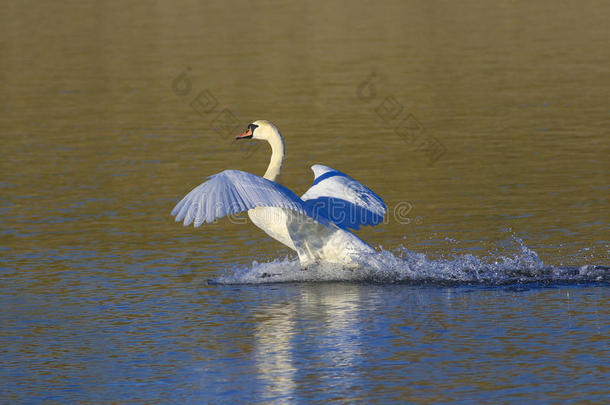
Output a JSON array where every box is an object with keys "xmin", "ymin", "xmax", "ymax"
[{"xmin": 263, "ymin": 131, "xmax": 285, "ymax": 182}]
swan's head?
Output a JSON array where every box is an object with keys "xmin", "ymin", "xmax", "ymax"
[{"xmin": 236, "ymin": 120, "xmax": 281, "ymax": 142}]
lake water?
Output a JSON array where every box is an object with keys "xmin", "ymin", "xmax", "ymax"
[{"xmin": 1, "ymin": 0, "xmax": 608, "ymax": 403}]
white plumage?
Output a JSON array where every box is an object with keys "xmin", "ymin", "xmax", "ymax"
[
  {"xmin": 171, "ymin": 120, "xmax": 386, "ymax": 267},
  {"xmin": 302, "ymin": 164, "xmax": 386, "ymax": 230},
  {"xmin": 171, "ymin": 170, "xmax": 313, "ymax": 227}
]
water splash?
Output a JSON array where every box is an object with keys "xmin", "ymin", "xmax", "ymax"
[{"xmin": 212, "ymin": 237, "xmax": 609, "ymax": 285}]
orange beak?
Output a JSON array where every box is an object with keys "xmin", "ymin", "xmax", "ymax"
[{"xmin": 235, "ymin": 128, "xmax": 253, "ymax": 140}]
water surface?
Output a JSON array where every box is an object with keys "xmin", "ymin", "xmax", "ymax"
[{"xmin": 1, "ymin": 0, "xmax": 608, "ymax": 402}]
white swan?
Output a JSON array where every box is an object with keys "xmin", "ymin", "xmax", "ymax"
[{"xmin": 171, "ymin": 120, "xmax": 386, "ymax": 268}]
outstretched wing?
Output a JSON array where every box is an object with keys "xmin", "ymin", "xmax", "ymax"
[
  {"xmin": 301, "ymin": 164, "xmax": 386, "ymax": 230},
  {"xmin": 171, "ymin": 170, "xmax": 310, "ymax": 227}
]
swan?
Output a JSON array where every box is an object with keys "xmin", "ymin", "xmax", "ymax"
[{"xmin": 171, "ymin": 120, "xmax": 386, "ymax": 268}]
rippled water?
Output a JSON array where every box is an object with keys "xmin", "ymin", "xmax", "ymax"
[{"xmin": 2, "ymin": 0, "xmax": 609, "ymax": 403}]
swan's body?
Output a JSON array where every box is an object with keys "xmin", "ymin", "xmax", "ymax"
[{"xmin": 171, "ymin": 120, "xmax": 386, "ymax": 267}]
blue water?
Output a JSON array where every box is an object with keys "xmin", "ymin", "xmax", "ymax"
[{"xmin": 2, "ymin": 242, "xmax": 608, "ymax": 403}]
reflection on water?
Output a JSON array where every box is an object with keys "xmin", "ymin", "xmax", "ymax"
[
  {"xmin": 1, "ymin": 0, "xmax": 609, "ymax": 402},
  {"xmin": 231, "ymin": 284, "xmax": 608, "ymax": 403},
  {"xmin": 255, "ymin": 285, "xmax": 366, "ymax": 401},
  {"xmin": 254, "ymin": 302, "xmax": 297, "ymax": 400}
]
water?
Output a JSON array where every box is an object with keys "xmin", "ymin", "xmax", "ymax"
[
  {"xmin": 214, "ymin": 237, "xmax": 608, "ymax": 285},
  {"xmin": 1, "ymin": 0, "xmax": 609, "ymax": 403}
]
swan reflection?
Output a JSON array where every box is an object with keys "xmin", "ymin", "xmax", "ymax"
[{"xmin": 253, "ymin": 284, "xmax": 372, "ymax": 401}]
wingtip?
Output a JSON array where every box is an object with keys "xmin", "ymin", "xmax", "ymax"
[
  {"xmin": 310, "ymin": 164, "xmax": 334, "ymax": 178},
  {"xmin": 171, "ymin": 201, "xmax": 184, "ymax": 217}
]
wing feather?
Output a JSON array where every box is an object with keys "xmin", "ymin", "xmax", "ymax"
[
  {"xmin": 301, "ymin": 164, "xmax": 386, "ymax": 230},
  {"xmin": 171, "ymin": 170, "xmax": 311, "ymax": 227}
]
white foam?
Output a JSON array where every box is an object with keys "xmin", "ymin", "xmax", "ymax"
[{"xmin": 212, "ymin": 236, "xmax": 609, "ymax": 285}]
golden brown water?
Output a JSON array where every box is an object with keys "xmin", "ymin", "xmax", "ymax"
[{"xmin": 1, "ymin": 1, "xmax": 609, "ymax": 402}]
